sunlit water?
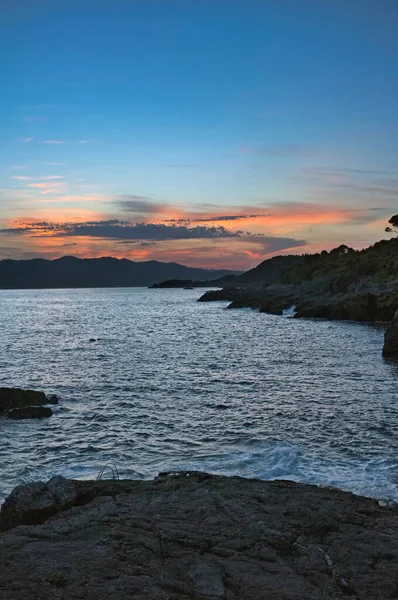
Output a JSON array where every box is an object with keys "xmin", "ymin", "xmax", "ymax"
[{"xmin": 1, "ymin": 288, "xmax": 397, "ymax": 503}]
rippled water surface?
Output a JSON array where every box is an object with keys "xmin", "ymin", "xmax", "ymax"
[{"xmin": 1, "ymin": 288, "xmax": 397, "ymax": 502}]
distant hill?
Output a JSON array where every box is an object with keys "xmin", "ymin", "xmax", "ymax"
[
  {"xmin": 0, "ymin": 256, "xmax": 239, "ymax": 289},
  {"xmin": 151, "ymin": 255, "xmax": 303, "ymax": 289},
  {"xmin": 230, "ymin": 254, "xmax": 304, "ymax": 285}
]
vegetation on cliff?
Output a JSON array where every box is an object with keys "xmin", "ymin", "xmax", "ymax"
[
  {"xmin": 198, "ymin": 236, "xmax": 398, "ymax": 323},
  {"xmin": 280, "ymin": 238, "xmax": 398, "ymax": 290}
]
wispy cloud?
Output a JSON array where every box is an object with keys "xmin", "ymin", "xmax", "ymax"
[
  {"xmin": 239, "ymin": 144, "xmax": 320, "ymax": 158},
  {"xmin": 12, "ymin": 176, "xmax": 31, "ymax": 180},
  {"xmin": 164, "ymin": 164, "xmax": 201, "ymax": 169},
  {"xmin": 45, "ymin": 162, "xmax": 66, "ymax": 166},
  {"xmin": 27, "ymin": 182, "xmax": 66, "ymax": 195},
  {"xmin": 43, "ymin": 140, "xmax": 66, "ymax": 145},
  {"xmin": 116, "ymin": 195, "xmax": 167, "ymax": 216},
  {"xmin": 23, "ymin": 137, "xmax": 34, "ymax": 143},
  {"xmin": 43, "ymin": 175, "xmax": 65, "ymax": 180}
]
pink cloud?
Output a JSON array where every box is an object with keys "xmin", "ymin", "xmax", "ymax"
[{"xmin": 27, "ymin": 182, "xmax": 66, "ymax": 195}]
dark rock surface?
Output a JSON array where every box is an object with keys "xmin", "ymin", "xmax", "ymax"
[
  {"xmin": 6, "ymin": 406, "xmax": 53, "ymax": 419},
  {"xmin": 0, "ymin": 387, "xmax": 49, "ymax": 414},
  {"xmin": 0, "ymin": 471, "xmax": 397, "ymax": 599},
  {"xmin": 198, "ymin": 285, "xmax": 398, "ymax": 323},
  {"xmin": 382, "ymin": 309, "xmax": 398, "ymax": 357},
  {"xmin": 0, "ymin": 476, "xmax": 77, "ymax": 531}
]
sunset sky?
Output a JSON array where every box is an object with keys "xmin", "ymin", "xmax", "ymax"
[{"xmin": 1, "ymin": 0, "xmax": 397, "ymax": 270}]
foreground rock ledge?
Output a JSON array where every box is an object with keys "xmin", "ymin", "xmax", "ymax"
[{"xmin": 0, "ymin": 472, "xmax": 397, "ymax": 600}]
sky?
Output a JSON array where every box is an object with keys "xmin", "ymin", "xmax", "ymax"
[{"xmin": 1, "ymin": 0, "xmax": 397, "ymax": 270}]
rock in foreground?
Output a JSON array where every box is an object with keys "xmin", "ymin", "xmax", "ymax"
[{"xmin": 0, "ymin": 471, "xmax": 398, "ymax": 599}]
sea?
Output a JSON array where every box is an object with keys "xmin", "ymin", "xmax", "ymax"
[{"xmin": 1, "ymin": 287, "xmax": 397, "ymax": 503}]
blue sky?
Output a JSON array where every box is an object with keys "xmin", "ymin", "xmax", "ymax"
[{"xmin": 1, "ymin": 0, "xmax": 397, "ymax": 268}]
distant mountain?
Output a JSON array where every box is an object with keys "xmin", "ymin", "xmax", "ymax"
[{"xmin": 0, "ymin": 256, "xmax": 239, "ymax": 289}]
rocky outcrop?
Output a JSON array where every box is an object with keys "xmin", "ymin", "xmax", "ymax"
[
  {"xmin": 198, "ymin": 285, "xmax": 398, "ymax": 323},
  {"xmin": 0, "ymin": 387, "xmax": 57, "ymax": 419},
  {"xmin": 382, "ymin": 309, "xmax": 398, "ymax": 357},
  {"xmin": 0, "ymin": 471, "xmax": 397, "ymax": 599},
  {"xmin": 0, "ymin": 476, "xmax": 77, "ymax": 530}
]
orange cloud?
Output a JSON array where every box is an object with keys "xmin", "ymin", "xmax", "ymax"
[{"xmin": 27, "ymin": 182, "xmax": 66, "ymax": 195}]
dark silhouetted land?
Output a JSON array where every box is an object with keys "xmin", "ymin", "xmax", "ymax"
[{"xmin": 0, "ymin": 256, "xmax": 238, "ymax": 289}]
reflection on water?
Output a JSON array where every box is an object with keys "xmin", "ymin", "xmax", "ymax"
[{"xmin": 0, "ymin": 288, "xmax": 397, "ymax": 502}]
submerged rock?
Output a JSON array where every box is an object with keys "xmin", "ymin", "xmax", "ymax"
[
  {"xmin": 383, "ymin": 308, "xmax": 398, "ymax": 357},
  {"xmin": 6, "ymin": 406, "xmax": 53, "ymax": 419},
  {"xmin": 0, "ymin": 471, "xmax": 398, "ymax": 599}
]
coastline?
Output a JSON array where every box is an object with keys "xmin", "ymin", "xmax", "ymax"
[
  {"xmin": 198, "ymin": 284, "xmax": 398, "ymax": 323},
  {"xmin": 1, "ymin": 471, "xmax": 398, "ymax": 599}
]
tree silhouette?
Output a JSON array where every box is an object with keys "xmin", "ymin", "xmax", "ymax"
[{"xmin": 385, "ymin": 215, "xmax": 398, "ymax": 233}]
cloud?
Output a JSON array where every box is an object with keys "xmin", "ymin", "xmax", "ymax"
[
  {"xmin": 43, "ymin": 175, "xmax": 65, "ymax": 180},
  {"xmin": 116, "ymin": 195, "xmax": 164, "ymax": 215},
  {"xmin": 56, "ymin": 221, "xmax": 245, "ymax": 240},
  {"xmin": 78, "ymin": 140, "xmax": 88, "ymax": 144},
  {"xmin": 12, "ymin": 176, "xmax": 31, "ymax": 180},
  {"xmin": 45, "ymin": 162, "xmax": 66, "ymax": 166},
  {"xmin": 43, "ymin": 140, "xmax": 66, "ymax": 144},
  {"xmin": 23, "ymin": 137, "xmax": 33, "ymax": 143},
  {"xmin": 166, "ymin": 214, "xmax": 265, "ymax": 223},
  {"xmin": 164, "ymin": 164, "xmax": 201, "ymax": 169},
  {"xmin": 0, "ymin": 220, "xmax": 308, "ymax": 256},
  {"xmin": 27, "ymin": 182, "xmax": 66, "ymax": 195},
  {"xmin": 239, "ymin": 144, "xmax": 319, "ymax": 158}
]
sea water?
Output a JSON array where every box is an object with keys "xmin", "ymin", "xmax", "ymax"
[{"xmin": 0, "ymin": 287, "xmax": 397, "ymax": 502}]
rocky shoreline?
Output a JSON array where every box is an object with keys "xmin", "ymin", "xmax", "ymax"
[
  {"xmin": 198, "ymin": 283, "xmax": 398, "ymax": 323},
  {"xmin": 0, "ymin": 471, "xmax": 397, "ymax": 599}
]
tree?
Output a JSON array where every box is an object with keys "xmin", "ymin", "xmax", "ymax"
[{"xmin": 385, "ymin": 215, "xmax": 398, "ymax": 233}]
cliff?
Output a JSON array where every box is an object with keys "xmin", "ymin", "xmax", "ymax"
[{"xmin": 198, "ymin": 239, "xmax": 398, "ymax": 323}]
